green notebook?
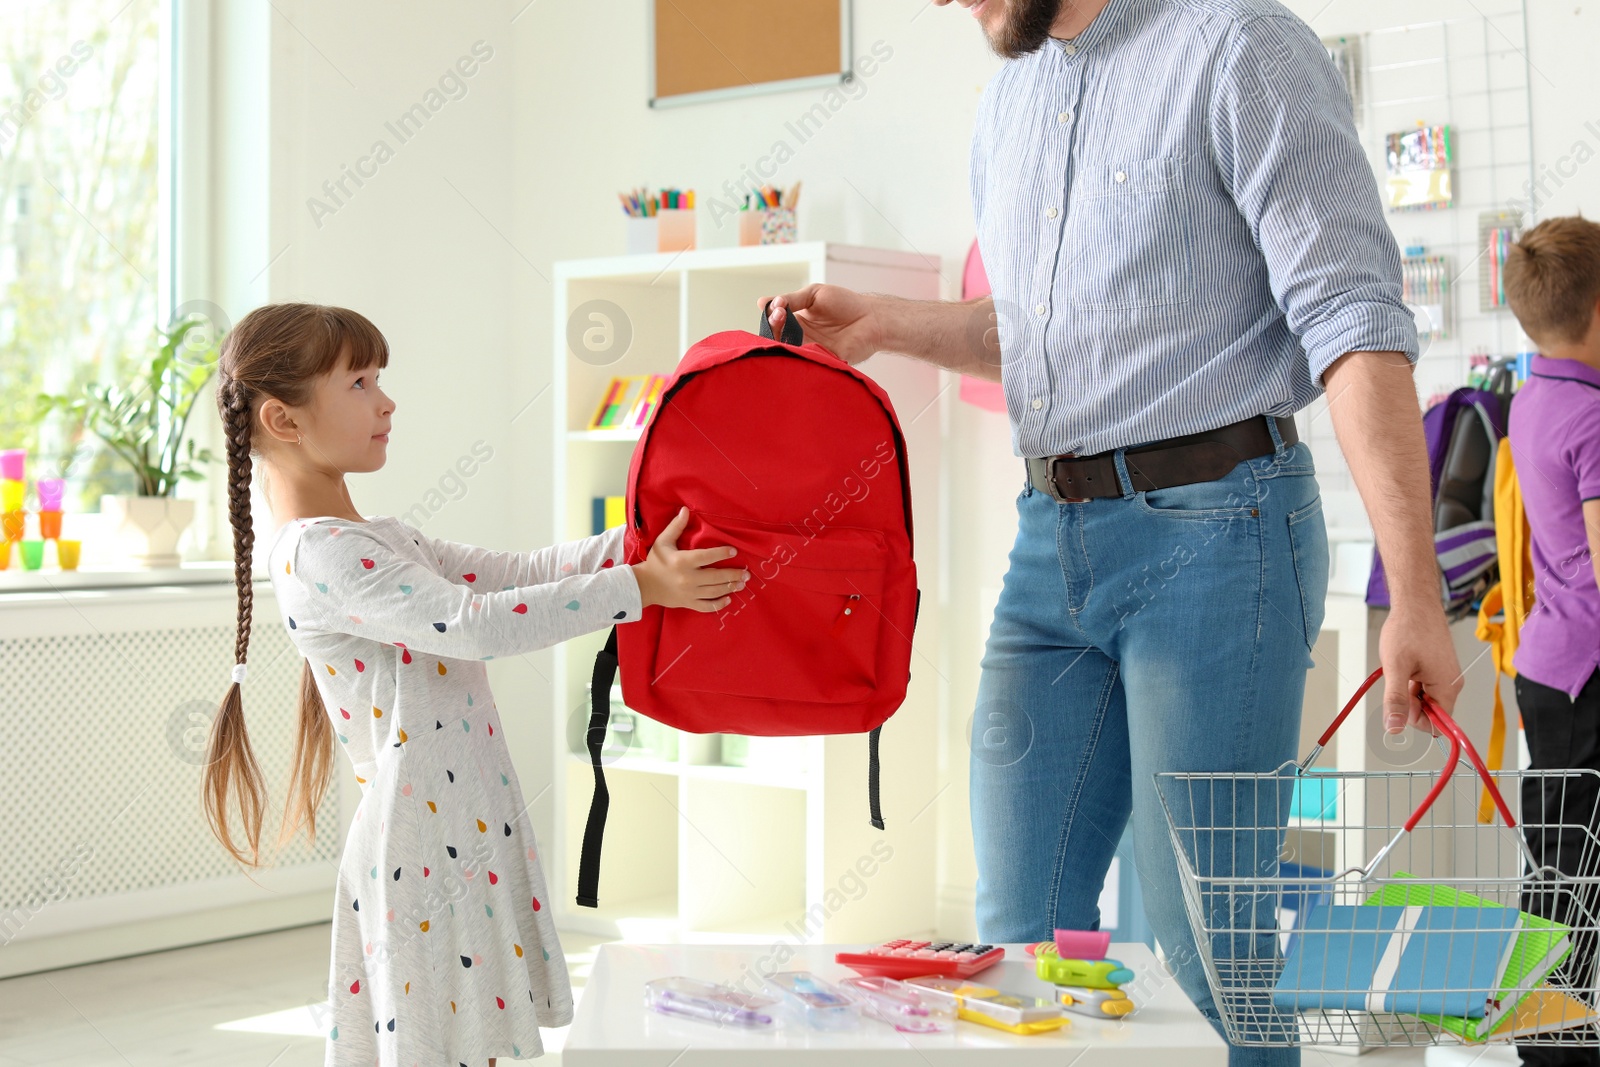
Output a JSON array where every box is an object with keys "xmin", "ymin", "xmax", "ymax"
[{"xmin": 1363, "ymin": 873, "xmax": 1573, "ymax": 1041}]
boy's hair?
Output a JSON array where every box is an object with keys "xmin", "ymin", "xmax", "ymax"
[{"xmin": 1504, "ymin": 215, "xmax": 1600, "ymax": 347}]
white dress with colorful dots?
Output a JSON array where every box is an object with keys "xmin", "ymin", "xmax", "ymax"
[{"xmin": 266, "ymin": 514, "xmax": 640, "ymax": 1066}]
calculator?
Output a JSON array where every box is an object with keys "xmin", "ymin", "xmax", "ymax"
[{"xmin": 834, "ymin": 939, "xmax": 1005, "ymax": 979}]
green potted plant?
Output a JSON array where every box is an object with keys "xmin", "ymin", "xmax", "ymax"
[{"xmin": 35, "ymin": 315, "xmax": 222, "ymax": 568}]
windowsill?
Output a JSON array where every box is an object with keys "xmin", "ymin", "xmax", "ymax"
[{"xmin": 0, "ymin": 560, "xmax": 270, "ymax": 595}]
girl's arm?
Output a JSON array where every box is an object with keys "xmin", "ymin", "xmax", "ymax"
[
  {"xmin": 282, "ymin": 521, "xmax": 640, "ymax": 661},
  {"xmin": 409, "ymin": 524, "xmax": 626, "ymax": 591}
]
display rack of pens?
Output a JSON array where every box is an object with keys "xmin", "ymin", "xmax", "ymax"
[
  {"xmin": 1385, "ymin": 123, "xmax": 1453, "ymax": 212},
  {"xmin": 1401, "ymin": 251, "xmax": 1452, "ymax": 343},
  {"xmin": 620, "ymin": 187, "xmax": 696, "ymax": 254},
  {"xmin": 1478, "ymin": 211, "xmax": 1522, "ymax": 313},
  {"xmin": 738, "ymin": 182, "xmax": 801, "ymax": 246}
]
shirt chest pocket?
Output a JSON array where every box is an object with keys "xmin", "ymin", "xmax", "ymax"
[{"xmin": 1065, "ymin": 156, "xmax": 1194, "ymax": 311}]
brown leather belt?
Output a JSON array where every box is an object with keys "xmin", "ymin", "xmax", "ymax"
[{"xmin": 1025, "ymin": 415, "xmax": 1299, "ymax": 503}]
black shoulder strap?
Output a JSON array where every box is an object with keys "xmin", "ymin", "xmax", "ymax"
[
  {"xmin": 576, "ymin": 625, "xmax": 620, "ymax": 908},
  {"xmin": 866, "ymin": 587, "xmax": 921, "ymax": 832}
]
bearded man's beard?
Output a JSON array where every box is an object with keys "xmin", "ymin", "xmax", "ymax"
[{"xmin": 988, "ymin": 0, "xmax": 1067, "ymax": 58}]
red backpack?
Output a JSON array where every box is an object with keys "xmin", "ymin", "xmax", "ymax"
[{"xmin": 577, "ymin": 309, "xmax": 920, "ymax": 908}]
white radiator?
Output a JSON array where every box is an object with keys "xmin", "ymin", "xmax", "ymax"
[{"xmin": 0, "ymin": 578, "xmax": 347, "ymax": 978}]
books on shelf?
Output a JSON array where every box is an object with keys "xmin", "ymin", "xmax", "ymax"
[
  {"xmin": 587, "ymin": 374, "xmax": 668, "ymax": 431},
  {"xmin": 592, "ymin": 496, "xmax": 626, "ymax": 535}
]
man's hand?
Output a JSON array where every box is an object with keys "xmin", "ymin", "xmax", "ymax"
[
  {"xmin": 1379, "ymin": 604, "xmax": 1462, "ymax": 734},
  {"xmin": 630, "ymin": 506, "xmax": 748, "ymax": 612},
  {"xmin": 1322, "ymin": 349, "xmax": 1464, "ymax": 731},
  {"xmin": 761, "ymin": 284, "xmax": 882, "ymax": 366},
  {"xmin": 757, "ymin": 287, "xmax": 1005, "ymax": 381}
]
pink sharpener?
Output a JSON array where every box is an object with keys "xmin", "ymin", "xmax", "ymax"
[{"xmin": 1053, "ymin": 929, "xmax": 1110, "ymax": 960}]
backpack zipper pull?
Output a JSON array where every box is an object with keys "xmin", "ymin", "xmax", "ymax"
[{"xmin": 830, "ymin": 594, "xmax": 862, "ymax": 637}]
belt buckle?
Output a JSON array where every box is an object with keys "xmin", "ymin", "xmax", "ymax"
[{"xmin": 1047, "ymin": 455, "xmax": 1091, "ymax": 504}]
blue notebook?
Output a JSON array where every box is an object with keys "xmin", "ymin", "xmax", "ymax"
[{"xmin": 1273, "ymin": 903, "xmax": 1523, "ymax": 1019}]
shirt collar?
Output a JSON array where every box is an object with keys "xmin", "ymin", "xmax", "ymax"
[
  {"xmin": 1531, "ymin": 353, "xmax": 1600, "ymax": 389},
  {"xmin": 1048, "ymin": 0, "xmax": 1131, "ymax": 59}
]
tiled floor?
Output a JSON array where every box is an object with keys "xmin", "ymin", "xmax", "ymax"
[{"xmin": 0, "ymin": 924, "xmax": 1512, "ymax": 1065}]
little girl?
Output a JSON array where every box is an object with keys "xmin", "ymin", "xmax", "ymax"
[{"xmin": 200, "ymin": 302, "xmax": 745, "ymax": 1065}]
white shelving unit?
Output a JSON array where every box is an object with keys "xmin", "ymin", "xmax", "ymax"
[{"xmin": 549, "ymin": 242, "xmax": 946, "ymax": 944}]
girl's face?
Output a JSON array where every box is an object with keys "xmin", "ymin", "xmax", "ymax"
[{"xmin": 261, "ymin": 349, "xmax": 395, "ymax": 474}]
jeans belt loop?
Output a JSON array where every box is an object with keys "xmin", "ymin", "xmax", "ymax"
[
  {"xmin": 1265, "ymin": 414, "xmax": 1286, "ymax": 455},
  {"xmin": 1111, "ymin": 450, "xmax": 1136, "ymax": 499}
]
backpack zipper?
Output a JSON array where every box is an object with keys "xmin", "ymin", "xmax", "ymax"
[{"xmin": 829, "ymin": 594, "xmax": 862, "ymax": 637}]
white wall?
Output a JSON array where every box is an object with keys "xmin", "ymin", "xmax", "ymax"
[{"xmin": 245, "ymin": 0, "xmax": 1599, "ymax": 938}]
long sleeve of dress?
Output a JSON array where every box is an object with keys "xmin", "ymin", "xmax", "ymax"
[
  {"xmin": 283, "ymin": 521, "xmax": 641, "ymax": 661},
  {"xmin": 416, "ymin": 524, "xmax": 628, "ymax": 591}
]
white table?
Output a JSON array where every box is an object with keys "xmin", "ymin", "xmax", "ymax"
[{"xmin": 564, "ymin": 942, "xmax": 1228, "ymax": 1065}]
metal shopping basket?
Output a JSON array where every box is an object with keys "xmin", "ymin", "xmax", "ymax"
[{"xmin": 1155, "ymin": 667, "xmax": 1600, "ymax": 1048}]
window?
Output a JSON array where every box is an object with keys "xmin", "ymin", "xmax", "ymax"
[{"xmin": 1, "ymin": 0, "xmax": 165, "ymax": 515}]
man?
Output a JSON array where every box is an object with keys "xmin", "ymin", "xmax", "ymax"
[{"xmin": 762, "ymin": 0, "xmax": 1462, "ymax": 1063}]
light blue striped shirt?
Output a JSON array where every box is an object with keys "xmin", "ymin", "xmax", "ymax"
[{"xmin": 972, "ymin": 0, "xmax": 1419, "ymax": 459}]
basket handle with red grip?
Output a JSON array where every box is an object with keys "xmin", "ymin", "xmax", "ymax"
[{"xmin": 1299, "ymin": 667, "xmax": 1526, "ymax": 879}]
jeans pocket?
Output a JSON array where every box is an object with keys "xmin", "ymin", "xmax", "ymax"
[
  {"xmin": 1287, "ymin": 495, "xmax": 1329, "ymax": 653},
  {"xmin": 1134, "ymin": 464, "xmax": 1259, "ymax": 520}
]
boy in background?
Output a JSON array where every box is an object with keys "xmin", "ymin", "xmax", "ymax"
[{"xmin": 1504, "ymin": 215, "xmax": 1600, "ymax": 1066}]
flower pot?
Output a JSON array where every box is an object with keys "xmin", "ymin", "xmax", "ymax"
[{"xmin": 100, "ymin": 494, "xmax": 195, "ymax": 568}]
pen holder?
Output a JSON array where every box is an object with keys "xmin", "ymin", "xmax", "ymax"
[
  {"xmin": 657, "ymin": 208, "xmax": 696, "ymax": 252},
  {"xmin": 759, "ymin": 206, "xmax": 796, "ymax": 245},
  {"xmin": 625, "ymin": 216, "xmax": 657, "ymax": 256}
]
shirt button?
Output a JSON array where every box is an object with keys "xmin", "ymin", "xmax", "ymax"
[
  {"xmin": 1046, "ymin": 206, "xmax": 1059, "ymax": 219},
  {"xmin": 1064, "ymin": 43, "xmax": 1078, "ymax": 55},
  {"xmin": 1035, "ymin": 303, "xmax": 1047, "ymax": 316},
  {"xmin": 1031, "ymin": 397, "xmax": 1044, "ymax": 410},
  {"xmin": 1115, "ymin": 170, "xmax": 1128, "ymax": 183},
  {"xmin": 1057, "ymin": 110, "xmax": 1072, "ymax": 124}
]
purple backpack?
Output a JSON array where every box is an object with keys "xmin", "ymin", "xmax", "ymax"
[{"xmin": 1366, "ymin": 387, "xmax": 1507, "ymax": 617}]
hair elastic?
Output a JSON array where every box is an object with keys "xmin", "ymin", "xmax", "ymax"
[{"xmin": 231, "ymin": 662, "xmax": 248, "ymax": 685}]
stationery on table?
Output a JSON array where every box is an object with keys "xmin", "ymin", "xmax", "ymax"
[
  {"xmin": 1272, "ymin": 901, "xmax": 1524, "ymax": 1024},
  {"xmin": 904, "ymin": 975, "xmax": 1070, "ymax": 1035},
  {"xmin": 643, "ymin": 976, "xmax": 776, "ymax": 1028}
]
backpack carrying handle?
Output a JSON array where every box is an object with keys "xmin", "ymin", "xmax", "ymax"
[{"xmin": 759, "ymin": 298, "xmax": 805, "ymax": 347}]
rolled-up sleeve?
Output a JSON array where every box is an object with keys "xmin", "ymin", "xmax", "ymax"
[{"xmin": 1209, "ymin": 15, "xmax": 1420, "ymax": 387}]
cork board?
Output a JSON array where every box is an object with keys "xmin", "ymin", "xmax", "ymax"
[{"xmin": 652, "ymin": 0, "xmax": 848, "ymax": 106}]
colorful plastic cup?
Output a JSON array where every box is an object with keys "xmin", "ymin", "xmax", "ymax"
[
  {"xmin": 37, "ymin": 477, "xmax": 65, "ymax": 511},
  {"xmin": 19, "ymin": 539, "xmax": 44, "ymax": 570},
  {"xmin": 2, "ymin": 511, "xmax": 23, "ymax": 541},
  {"xmin": 0, "ymin": 539, "xmax": 10, "ymax": 569},
  {"xmin": 38, "ymin": 510, "xmax": 62, "ymax": 539},
  {"xmin": 55, "ymin": 539, "xmax": 81, "ymax": 570},
  {"xmin": 1, "ymin": 479, "xmax": 23, "ymax": 512},
  {"xmin": 0, "ymin": 449, "xmax": 24, "ymax": 481}
]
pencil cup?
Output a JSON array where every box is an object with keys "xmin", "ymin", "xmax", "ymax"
[
  {"xmin": 37, "ymin": 477, "xmax": 64, "ymax": 511},
  {"xmin": 738, "ymin": 211, "xmax": 762, "ymax": 247},
  {"xmin": 657, "ymin": 208, "xmax": 696, "ymax": 252},
  {"xmin": 19, "ymin": 539, "xmax": 43, "ymax": 570},
  {"xmin": 1, "ymin": 479, "xmax": 23, "ymax": 512},
  {"xmin": 56, "ymin": 539, "xmax": 81, "ymax": 571},
  {"xmin": 0, "ymin": 449, "xmax": 24, "ymax": 481},
  {"xmin": 625, "ymin": 216, "xmax": 658, "ymax": 256},
  {"xmin": 2, "ymin": 510, "xmax": 23, "ymax": 541},
  {"xmin": 38, "ymin": 510, "xmax": 62, "ymax": 540},
  {"xmin": 759, "ymin": 207, "xmax": 796, "ymax": 245}
]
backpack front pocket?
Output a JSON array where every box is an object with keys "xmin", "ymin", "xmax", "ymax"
[{"xmin": 653, "ymin": 512, "xmax": 888, "ymax": 705}]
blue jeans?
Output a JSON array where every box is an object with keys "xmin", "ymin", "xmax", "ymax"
[{"xmin": 969, "ymin": 428, "xmax": 1329, "ymax": 1067}]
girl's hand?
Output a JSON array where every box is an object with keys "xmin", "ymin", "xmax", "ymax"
[{"xmin": 630, "ymin": 506, "xmax": 747, "ymax": 611}]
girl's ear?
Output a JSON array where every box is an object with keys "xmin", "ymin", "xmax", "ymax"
[{"xmin": 258, "ymin": 396, "xmax": 301, "ymax": 447}]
